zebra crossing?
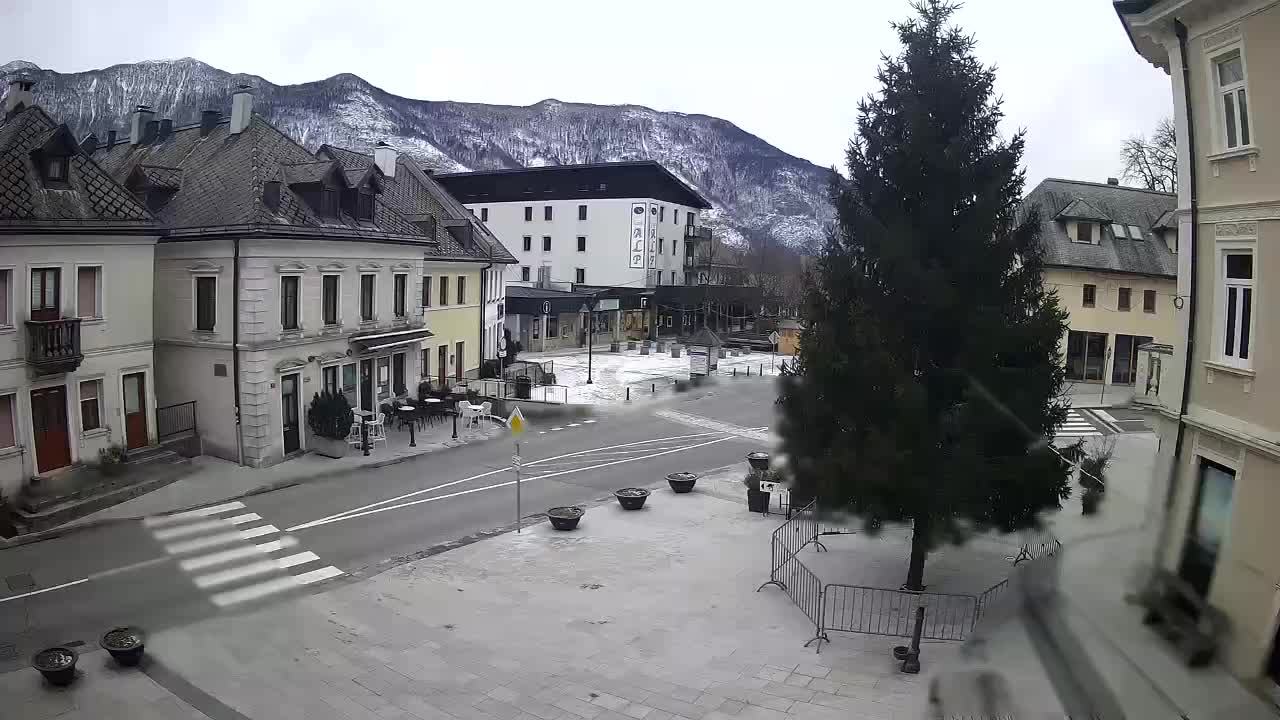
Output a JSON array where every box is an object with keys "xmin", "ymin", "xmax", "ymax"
[
  {"xmin": 143, "ymin": 501, "xmax": 342, "ymax": 608},
  {"xmin": 1055, "ymin": 409, "xmax": 1103, "ymax": 438}
]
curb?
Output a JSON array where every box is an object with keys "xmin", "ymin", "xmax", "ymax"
[{"xmin": 1, "ymin": 426, "xmax": 508, "ymax": 548}]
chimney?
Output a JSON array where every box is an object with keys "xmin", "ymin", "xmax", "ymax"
[
  {"xmin": 229, "ymin": 85, "xmax": 253, "ymax": 135},
  {"xmin": 158, "ymin": 118, "xmax": 173, "ymax": 140},
  {"xmin": 200, "ymin": 110, "xmax": 220, "ymax": 136},
  {"xmin": 130, "ymin": 104, "xmax": 155, "ymax": 145},
  {"xmin": 3, "ymin": 76, "xmax": 34, "ymax": 118},
  {"xmin": 80, "ymin": 133, "xmax": 99, "ymax": 155},
  {"xmin": 374, "ymin": 141, "xmax": 397, "ymax": 178},
  {"xmin": 143, "ymin": 119, "xmax": 159, "ymax": 144},
  {"xmin": 1107, "ymin": 177, "xmax": 1119, "ymax": 186},
  {"xmin": 106, "ymin": 130, "xmax": 117, "ymax": 147}
]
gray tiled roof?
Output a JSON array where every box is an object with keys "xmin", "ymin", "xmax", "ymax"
[
  {"xmin": 0, "ymin": 106, "xmax": 153, "ymax": 227},
  {"xmin": 317, "ymin": 144, "xmax": 515, "ymax": 264},
  {"xmin": 1022, "ymin": 178, "xmax": 1177, "ymax": 279},
  {"xmin": 91, "ymin": 115, "xmax": 429, "ymax": 243}
]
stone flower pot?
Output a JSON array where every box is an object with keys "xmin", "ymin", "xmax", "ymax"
[
  {"xmin": 666, "ymin": 472, "xmax": 698, "ymax": 493},
  {"xmin": 614, "ymin": 488, "xmax": 650, "ymax": 510},
  {"xmin": 32, "ymin": 646, "xmax": 78, "ymax": 686},
  {"xmin": 746, "ymin": 452, "xmax": 771, "ymax": 471},
  {"xmin": 101, "ymin": 626, "xmax": 146, "ymax": 667},
  {"xmin": 310, "ymin": 434, "xmax": 350, "ymax": 459},
  {"xmin": 547, "ymin": 506, "xmax": 584, "ymax": 530}
]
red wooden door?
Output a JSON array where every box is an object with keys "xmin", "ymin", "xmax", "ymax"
[
  {"xmin": 30, "ymin": 268, "xmax": 60, "ymax": 321},
  {"xmin": 31, "ymin": 386, "xmax": 71, "ymax": 472},
  {"xmin": 123, "ymin": 372, "xmax": 148, "ymax": 450}
]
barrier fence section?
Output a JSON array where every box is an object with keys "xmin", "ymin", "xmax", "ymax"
[
  {"xmin": 757, "ymin": 500, "xmax": 829, "ymax": 647},
  {"xmin": 156, "ymin": 401, "xmax": 197, "ymax": 440}
]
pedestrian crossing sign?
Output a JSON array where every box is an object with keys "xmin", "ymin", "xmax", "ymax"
[{"xmin": 507, "ymin": 406, "xmax": 527, "ymax": 434}]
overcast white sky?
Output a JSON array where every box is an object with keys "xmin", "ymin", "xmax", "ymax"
[{"xmin": 3, "ymin": 0, "xmax": 1172, "ymax": 187}]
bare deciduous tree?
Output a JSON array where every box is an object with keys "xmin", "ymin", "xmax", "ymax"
[{"xmin": 1121, "ymin": 117, "xmax": 1177, "ymax": 193}]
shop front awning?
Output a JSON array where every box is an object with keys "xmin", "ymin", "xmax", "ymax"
[{"xmin": 350, "ymin": 326, "xmax": 434, "ymax": 353}]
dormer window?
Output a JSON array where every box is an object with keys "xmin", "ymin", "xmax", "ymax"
[
  {"xmin": 321, "ymin": 188, "xmax": 337, "ymax": 217},
  {"xmin": 356, "ymin": 192, "xmax": 374, "ymax": 221},
  {"xmin": 46, "ymin": 156, "xmax": 68, "ymax": 182},
  {"xmin": 1075, "ymin": 222, "xmax": 1094, "ymax": 244},
  {"xmin": 263, "ymin": 181, "xmax": 281, "ymax": 211}
]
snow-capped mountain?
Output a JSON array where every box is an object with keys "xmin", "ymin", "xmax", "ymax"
[{"xmin": 2, "ymin": 58, "xmax": 833, "ymax": 248}]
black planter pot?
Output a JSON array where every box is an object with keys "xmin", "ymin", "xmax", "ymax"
[
  {"xmin": 747, "ymin": 488, "xmax": 770, "ymax": 513},
  {"xmin": 614, "ymin": 488, "xmax": 650, "ymax": 510},
  {"xmin": 666, "ymin": 472, "xmax": 698, "ymax": 494},
  {"xmin": 892, "ymin": 645, "xmax": 910, "ymax": 661},
  {"xmin": 32, "ymin": 646, "xmax": 78, "ymax": 687},
  {"xmin": 746, "ymin": 452, "xmax": 771, "ymax": 471},
  {"xmin": 547, "ymin": 507, "xmax": 583, "ymax": 530},
  {"xmin": 101, "ymin": 626, "xmax": 145, "ymax": 667},
  {"xmin": 1081, "ymin": 492, "xmax": 1101, "ymax": 516}
]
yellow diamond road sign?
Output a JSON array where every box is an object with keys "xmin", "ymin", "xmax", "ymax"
[{"xmin": 507, "ymin": 406, "xmax": 527, "ymax": 434}]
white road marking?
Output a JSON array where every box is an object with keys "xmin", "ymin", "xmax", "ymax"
[
  {"xmin": 289, "ymin": 435, "xmax": 738, "ymax": 532},
  {"xmin": 285, "ymin": 431, "xmax": 729, "ymax": 532},
  {"xmin": 193, "ymin": 551, "xmax": 320, "ymax": 589},
  {"xmin": 209, "ymin": 565, "xmax": 343, "ymax": 607},
  {"xmin": 583, "ymin": 420, "xmax": 597, "ymax": 424},
  {"xmin": 164, "ymin": 525, "xmax": 279, "ymax": 554},
  {"xmin": 0, "ymin": 578, "xmax": 89, "ymax": 603},
  {"xmin": 1095, "ymin": 410, "xmax": 1118, "ymax": 424},
  {"xmin": 179, "ymin": 536, "xmax": 300, "ymax": 572},
  {"xmin": 151, "ymin": 513, "xmax": 261, "ymax": 541},
  {"xmin": 654, "ymin": 409, "xmax": 772, "ymax": 442},
  {"xmin": 551, "ymin": 427, "xmax": 563, "ymax": 431},
  {"xmin": 567, "ymin": 423, "xmax": 580, "ymax": 427},
  {"xmin": 143, "ymin": 501, "xmax": 246, "ymax": 528}
]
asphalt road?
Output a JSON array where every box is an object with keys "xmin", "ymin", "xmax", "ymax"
[{"xmin": 0, "ymin": 377, "xmax": 778, "ymax": 672}]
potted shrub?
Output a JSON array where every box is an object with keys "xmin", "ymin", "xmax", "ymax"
[
  {"xmin": 1081, "ymin": 486, "xmax": 1103, "ymax": 516},
  {"xmin": 100, "ymin": 626, "xmax": 145, "ymax": 666},
  {"xmin": 547, "ymin": 506, "xmax": 584, "ymax": 530},
  {"xmin": 744, "ymin": 468, "xmax": 776, "ymax": 513},
  {"xmin": 98, "ymin": 444, "xmax": 129, "ymax": 476},
  {"xmin": 32, "ymin": 646, "xmax": 78, "ymax": 686},
  {"xmin": 666, "ymin": 472, "xmax": 698, "ymax": 494},
  {"xmin": 307, "ymin": 391, "xmax": 354, "ymax": 459},
  {"xmin": 614, "ymin": 488, "xmax": 650, "ymax": 510},
  {"xmin": 1078, "ymin": 441, "xmax": 1113, "ymax": 492},
  {"xmin": 746, "ymin": 451, "xmax": 771, "ymax": 471}
]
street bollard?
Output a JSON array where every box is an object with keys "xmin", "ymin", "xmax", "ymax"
[
  {"xmin": 747, "ymin": 366, "xmax": 751, "ymax": 377},
  {"xmin": 651, "ymin": 383, "xmax": 655, "ymax": 393},
  {"xmin": 626, "ymin": 386, "xmax": 630, "ymax": 401},
  {"xmin": 452, "ymin": 409, "xmax": 458, "ymax": 440},
  {"xmin": 362, "ymin": 420, "xmax": 369, "ymax": 456},
  {"xmin": 901, "ymin": 607, "xmax": 924, "ymax": 674},
  {"xmin": 408, "ymin": 416, "xmax": 416, "ymax": 448},
  {"xmin": 760, "ymin": 364, "xmax": 763, "ymax": 376}
]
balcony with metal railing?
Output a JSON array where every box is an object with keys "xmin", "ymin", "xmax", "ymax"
[
  {"xmin": 26, "ymin": 317, "xmax": 83, "ymax": 374},
  {"xmin": 684, "ymin": 225, "xmax": 712, "ymax": 241}
]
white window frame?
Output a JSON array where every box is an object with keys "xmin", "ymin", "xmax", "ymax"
[
  {"xmin": 575, "ymin": 268, "xmax": 585, "ymax": 284},
  {"xmin": 321, "ymin": 364, "xmax": 339, "ymax": 395},
  {"xmin": 1210, "ymin": 47, "xmax": 1252, "ymax": 152},
  {"xmin": 393, "ymin": 272, "xmax": 409, "ymax": 319},
  {"xmin": 78, "ymin": 377, "xmax": 105, "ymax": 434},
  {"xmin": 191, "ymin": 273, "xmax": 218, "ymax": 333},
  {"xmin": 74, "ymin": 263, "xmax": 104, "ymax": 321},
  {"xmin": 0, "ymin": 391, "xmax": 17, "ymax": 451},
  {"xmin": 278, "ymin": 272, "xmax": 303, "ymax": 333},
  {"xmin": 321, "ymin": 273, "xmax": 342, "ymax": 327},
  {"xmin": 0, "ymin": 265, "xmax": 13, "ymax": 330},
  {"xmin": 359, "ymin": 272, "xmax": 377, "ymax": 323},
  {"xmin": 1216, "ymin": 244, "xmax": 1256, "ymax": 369}
]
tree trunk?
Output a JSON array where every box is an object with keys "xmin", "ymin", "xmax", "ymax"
[{"xmin": 904, "ymin": 515, "xmax": 930, "ymax": 591}]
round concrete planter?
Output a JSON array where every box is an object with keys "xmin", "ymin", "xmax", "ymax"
[
  {"xmin": 32, "ymin": 646, "xmax": 78, "ymax": 686},
  {"xmin": 746, "ymin": 452, "xmax": 771, "ymax": 471},
  {"xmin": 101, "ymin": 626, "xmax": 146, "ymax": 667},
  {"xmin": 666, "ymin": 472, "xmax": 698, "ymax": 494},
  {"xmin": 614, "ymin": 488, "xmax": 650, "ymax": 511},
  {"xmin": 547, "ymin": 506, "xmax": 584, "ymax": 530}
]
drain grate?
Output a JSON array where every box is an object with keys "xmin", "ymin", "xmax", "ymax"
[{"xmin": 4, "ymin": 574, "xmax": 35, "ymax": 593}]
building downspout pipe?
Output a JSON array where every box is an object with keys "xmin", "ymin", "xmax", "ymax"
[
  {"xmin": 479, "ymin": 255, "xmax": 493, "ymax": 372},
  {"xmin": 1160, "ymin": 18, "xmax": 1200, "ymax": 566},
  {"xmin": 232, "ymin": 236, "xmax": 244, "ymax": 466}
]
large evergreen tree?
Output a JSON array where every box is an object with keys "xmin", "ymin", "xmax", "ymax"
[{"xmin": 777, "ymin": 1, "xmax": 1072, "ymax": 591}]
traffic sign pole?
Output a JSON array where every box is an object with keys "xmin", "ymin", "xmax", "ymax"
[{"xmin": 514, "ymin": 441, "xmax": 522, "ymax": 533}]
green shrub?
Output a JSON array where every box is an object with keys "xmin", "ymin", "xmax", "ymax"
[{"xmin": 307, "ymin": 391, "xmax": 354, "ymax": 441}]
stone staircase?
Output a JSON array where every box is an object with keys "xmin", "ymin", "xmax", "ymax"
[{"xmin": 4, "ymin": 445, "xmax": 194, "ymax": 536}]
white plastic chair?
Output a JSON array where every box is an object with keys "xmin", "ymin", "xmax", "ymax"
[
  {"xmin": 364, "ymin": 412, "xmax": 388, "ymax": 449},
  {"xmin": 345, "ymin": 421, "xmax": 363, "ymax": 448},
  {"xmin": 480, "ymin": 401, "xmax": 493, "ymax": 423}
]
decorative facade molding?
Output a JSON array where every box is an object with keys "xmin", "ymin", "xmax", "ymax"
[
  {"xmin": 317, "ymin": 261, "xmax": 348, "ymax": 273},
  {"xmin": 185, "ymin": 260, "xmax": 223, "ymax": 275},
  {"xmin": 275, "ymin": 260, "xmax": 308, "ymax": 274},
  {"xmin": 1203, "ymin": 24, "xmax": 1242, "ymax": 51},
  {"xmin": 357, "ymin": 262, "xmax": 383, "ymax": 273},
  {"xmin": 316, "ymin": 351, "xmax": 348, "ymax": 364},
  {"xmin": 391, "ymin": 262, "xmax": 417, "ymax": 272},
  {"xmin": 1197, "ymin": 201, "xmax": 1280, "ymax": 224},
  {"xmin": 274, "ymin": 357, "xmax": 309, "ymax": 373},
  {"xmin": 1215, "ymin": 221, "xmax": 1259, "ymax": 239}
]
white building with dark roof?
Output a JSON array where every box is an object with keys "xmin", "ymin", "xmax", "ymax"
[{"xmin": 1022, "ymin": 177, "xmax": 1178, "ymax": 387}]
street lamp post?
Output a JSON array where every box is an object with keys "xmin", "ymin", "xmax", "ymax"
[{"xmin": 581, "ymin": 300, "xmax": 597, "ymax": 385}]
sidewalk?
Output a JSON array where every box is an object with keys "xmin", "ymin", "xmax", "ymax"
[
  {"xmin": 1066, "ymin": 382, "xmax": 1133, "ymax": 409},
  {"xmin": 59, "ymin": 417, "xmax": 506, "ymax": 530},
  {"xmin": 7, "ymin": 472, "xmax": 958, "ymax": 720}
]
